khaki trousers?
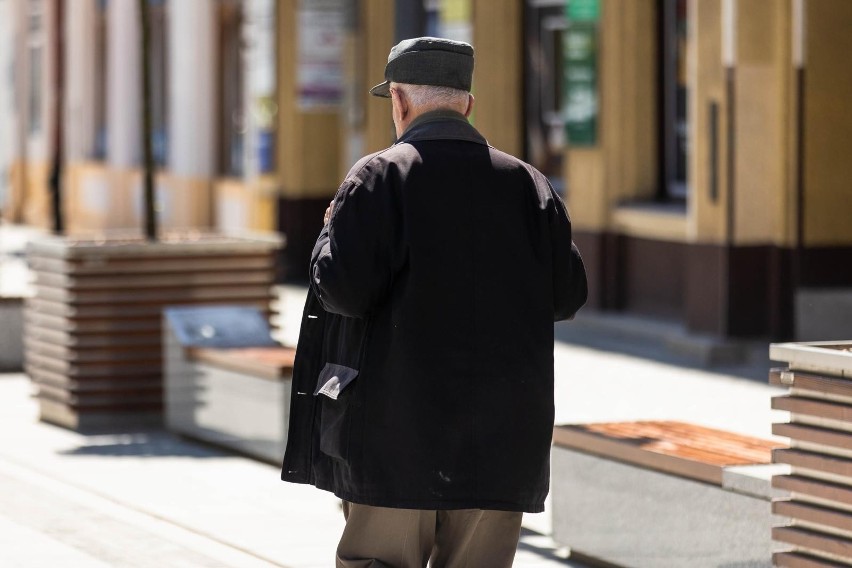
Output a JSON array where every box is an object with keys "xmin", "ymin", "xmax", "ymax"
[{"xmin": 336, "ymin": 501, "xmax": 523, "ymax": 568}]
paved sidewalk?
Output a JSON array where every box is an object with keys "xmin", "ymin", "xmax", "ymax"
[
  {"xmin": 0, "ymin": 373, "xmax": 589, "ymax": 567},
  {"xmin": 0, "ymin": 325, "xmax": 785, "ymax": 568}
]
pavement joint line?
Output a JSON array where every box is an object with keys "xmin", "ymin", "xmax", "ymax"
[{"xmin": 0, "ymin": 453, "xmax": 290, "ymax": 568}]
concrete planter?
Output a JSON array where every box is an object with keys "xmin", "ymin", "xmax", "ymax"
[
  {"xmin": 23, "ymin": 232, "xmax": 282, "ymax": 431},
  {"xmin": 551, "ymin": 421, "xmax": 784, "ymax": 568}
]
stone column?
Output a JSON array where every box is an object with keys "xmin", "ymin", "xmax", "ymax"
[
  {"xmin": 0, "ymin": 0, "xmax": 14, "ymax": 205},
  {"xmin": 64, "ymin": 0, "xmax": 97, "ymax": 161},
  {"xmin": 107, "ymin": 0, "xmax": 140, "ymax": 168},
  {"xmin": 168, "ymin": 0, "xmax": 216, "ymax": 177}
]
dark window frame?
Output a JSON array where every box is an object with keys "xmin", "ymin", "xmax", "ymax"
[{"xmin": 659, "ymin": 0, "xmax": 689, "ymax": 202}]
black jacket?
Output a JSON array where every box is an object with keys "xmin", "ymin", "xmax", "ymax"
[{"xmin": 281, "ymin": 111, "xmax": 587, "ymax": 513}]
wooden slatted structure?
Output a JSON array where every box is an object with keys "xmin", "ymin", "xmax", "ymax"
[
  {"xmin": 23, "ymin": 233, "xmax": 282, "ymax": 431},
  {"xmin": 770, "ymin": 341, "xmax": 852, "ymax": 568}
]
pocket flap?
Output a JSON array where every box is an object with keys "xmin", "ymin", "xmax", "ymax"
[{"xmin": 313, "ymin": 363, "xmax": 359, "ymax": 400}]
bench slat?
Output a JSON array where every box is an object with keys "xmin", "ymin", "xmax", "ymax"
[
  {"xmin": 773, "ymin": 551, "xmax": 848, "ymax": 568},
  {"xmin": 29, "ymin": 254, "xmax": 276, "ymax": 276},
  {"xmin": 774, "ymin": 422, "xmax": 852, "ymax": 451},
  {"xmin": 773, "ymin": 526, "xmax": 852, "ymax": 561},
  {"xmin": 774, "ymin": 499, "xmax": 852, "ymax": 533},
  {"xmin": 770, "ymin": 369, "xmax": 852, "ymax": 400},
  {"xmin": 773, "ymin": 474, "xmax": 852, "ymax": 507},
  {"xmin": 774, "ymin": 448, "xmax": 852, "ymax": 478},
  {"xmin": 774, "ymin": 396, "xmax": 852, "ymax": 423},
  {"xmin": 188, "ymin": 347, "xmax": 296, "ymax": 381}
]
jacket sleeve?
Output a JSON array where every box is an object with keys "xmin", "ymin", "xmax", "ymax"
[
  {"xmin": 309, "ymin": 175, "xmax": 399, "ymax": 318},
  {"xmin": 546, "ymin": 183, "xmax": 588, "ymax": 321}
]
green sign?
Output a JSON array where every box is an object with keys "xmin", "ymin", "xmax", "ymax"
[
  {"xmin": 562, "ymin": 23, "xmax": 598, "ymax": 146},
  {"xmin": 566, "ymin": 0, "xmax": 600, "ymax": 23}
]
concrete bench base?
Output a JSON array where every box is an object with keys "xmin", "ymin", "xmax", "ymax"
[
  {"xmin": 163, "ymin": 320, "xmax": 295, "ymax": 465},
  {"xmin": 165, "ymin": 355, "xmax": 291, "ymax": 464},
  {"xmin": 552, "ymin": 422, "xmax": 786, "ymax": 568}
]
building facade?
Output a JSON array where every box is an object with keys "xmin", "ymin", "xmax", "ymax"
[
  {"xmin": 2, "ymin": 0, "xmax": 851, "ymax": 341},
  {"xmin": 562, "ymin": 0, "xmax": 852, "ymax": 341}
]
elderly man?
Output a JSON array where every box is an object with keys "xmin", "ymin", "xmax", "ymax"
[{"xmin": 281, "ymin": 37, "xmax": 587, "ymax": 567}]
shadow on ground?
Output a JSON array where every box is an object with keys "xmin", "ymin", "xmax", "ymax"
[
  {"xmin": 555, "ymin": 316, "xmax": 773, "ymax": 384},
  {"xmin": 57, "ymin": 431, "xmax": 235, "ymax": 459}
]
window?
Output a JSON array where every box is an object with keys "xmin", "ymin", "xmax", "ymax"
[
  {"xmin": 660, "ymin": 0, "xmax": 689, "ymax": 199},
  {"xmin": 93, "ymin": 0, "xmax": 108, "ymax": 159},
  {"xmin": 217, "ymin": 0, "xmax": 244, "ymax": 177},
  {"xmin": 524, "ymin": 0, "xmax": 567, "ymax": 193},
  {"xmin": 241, "ymin": 0, "xmax": 277, "ymax": 176},
  {"xmin": 146, "ymin": 0, "xmax": 169, "ymax": 167},
  {"xmin": 424, "ymin": 0, "xmax": 441, "ymax": 37}
]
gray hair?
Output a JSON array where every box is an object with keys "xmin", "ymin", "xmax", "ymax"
[{"xmin": 391, "ymin": 82, "xmax": 470, "ymax": 113}]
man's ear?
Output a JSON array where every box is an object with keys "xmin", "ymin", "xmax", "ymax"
[
  {"xmin": 464, "ymin": 93, "xmax": 475, "ymax": 118},
  {"xmin": 392, "ymin": 88, "xmax": 409, "ymax": 119}
]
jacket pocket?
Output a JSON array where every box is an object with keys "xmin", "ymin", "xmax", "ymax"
[
  {"xmin": 315, "ymin": 314, "xmax": 372, "ymax": 463},
  {"xmin": 315, "ymin": 363, "xmax": 359, "ymax": 461}
]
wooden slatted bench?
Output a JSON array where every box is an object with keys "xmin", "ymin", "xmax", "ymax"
[
  {"xmin": 769, "ymin": 341, "xmax": 852, "ymax": 568},
  {"xmin": 551, "ymin": 421, "xmax": 785, "ymax": 568},
  {"xmin": 24, "ymin": 234, "xmax": 280, "ymax": 431},
  {"xmin": 163, "ymin": 307, "xmax": 295, "ymax": 464}
]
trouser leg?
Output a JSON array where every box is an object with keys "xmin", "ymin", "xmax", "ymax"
[
  {"xmin": 336, "ymin": 501, "xmax": 436, "ymax": 568},
  {"xmin": 430, "ymin": 509, "xmax": 523, "ymax": 568}
]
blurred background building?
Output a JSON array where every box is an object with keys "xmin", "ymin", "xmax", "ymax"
[{"xmin": 1, "ymin": 0, "xmax": 851, "ymax": 343}]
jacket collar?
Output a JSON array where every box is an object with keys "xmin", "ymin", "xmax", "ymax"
[{"xmin": 396, "ymin": 109, "xmax": 488, "ymax": 146}]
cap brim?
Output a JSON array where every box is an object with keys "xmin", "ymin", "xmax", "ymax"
[{"xmin": 369, "ymin": 80, "xmax": 391, "ymax": 98}]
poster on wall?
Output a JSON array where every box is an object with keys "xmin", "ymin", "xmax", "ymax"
[
  {"xmin": 297, "ymin": 0, "xmax": 345, "ymax": 110},
  {"xmin": 563, "ymin": 0, "xmax": 599, "ymax": 146}
]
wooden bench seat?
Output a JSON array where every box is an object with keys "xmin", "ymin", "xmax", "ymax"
[
  {"xmin": 187, "ymin": 347, "xmax": 295, "ymax": 381},
  {"xmin": 551, "ymin": 420, "xmax": 785, "ymax": 568},
  {"xmin": 553, "ymin": 421, "xmax": 779, "ymax": 485}
]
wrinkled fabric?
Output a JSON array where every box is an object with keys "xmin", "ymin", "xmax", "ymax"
[{"xmin": 281, "ymin": 112, "xmax": 587, "ymax": 513}]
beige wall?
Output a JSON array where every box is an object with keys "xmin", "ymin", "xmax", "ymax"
[
  {"xmin": 688, "ymin": 0, "xmax": 727, "ymax": 243},
  {"xmin": 21, "ymin": 161, "xmax": 51, "ymax": 229},
  {"xmin": 803, "ymin": 0, "xmax": 852, "ymax": 246},
  {"xmin": 570, "ymin": 0, "xmax": 852, "ymax": 251},
  {"xmin": 732, "ymin": 0, "xmax": 793, "ymax": 246},
  {"xmin": 362, "ymin": 0, "xmax": 396, "ymax": 157},
  {"xmin": 471, "ymin": 0, "xmax": 523, "ymax": 157},
  {"xmin": 214, "ymin": 176, "xmax": 278, "ymax": 233}
]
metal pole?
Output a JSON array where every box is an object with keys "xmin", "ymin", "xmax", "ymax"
[
  {"xmin": 139, "ymin": 0, "xmax": 157, "ymax": 241},
  {"xmin": 49, "ymin": 0, "xmax": 65, "ymax": 234}
]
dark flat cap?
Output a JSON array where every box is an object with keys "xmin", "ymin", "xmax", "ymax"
[{"xmin": 369, "ymin": 36, "xmax": 474, "ymax": 98}]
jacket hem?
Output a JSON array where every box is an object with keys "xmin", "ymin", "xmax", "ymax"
[{"xmin": 312, "ymin": 485, "xmax": 545, "ymax": 514}]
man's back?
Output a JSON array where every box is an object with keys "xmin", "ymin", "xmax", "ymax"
[{"xmin": 291, "ymin": 112, "xmax": 587, "ymax": 512}]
